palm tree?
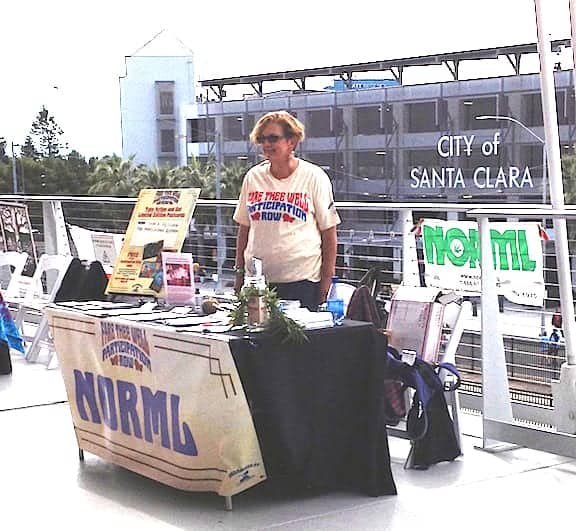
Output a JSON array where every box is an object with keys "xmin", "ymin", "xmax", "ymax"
[
  {"xmin": 561, "ymin": 154, "xmax": 576, "ymax": 244},
  {"xmin": 183, "ymin": 155, "xmax": 216, "ymax": 197},
  {"xmin": 136, "ymin": 166, "xmax": 189, "ymax": 189},
  {"xmin": 88, "ymin": 154, "xmax": 145, "ymax": 196},
  {"xmin": 221, "ymin": 161, "xmax": 249, "ymax": 199}
]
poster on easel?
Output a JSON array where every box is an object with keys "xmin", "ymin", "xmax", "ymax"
[
  {"xmin": 106, "ymin": 188, "xmax": 200, "ymax": 297},
  {"xmin": 0, "ymin": 202, "xmax": 38, "ymax": 274}
]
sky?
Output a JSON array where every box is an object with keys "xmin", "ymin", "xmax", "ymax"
[{"xmin": 0, "ymin": 0, "xmax": 573, "ymax": 159}]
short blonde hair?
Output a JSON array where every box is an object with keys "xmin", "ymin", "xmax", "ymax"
[{"xmin": 249, "ymin": 111, "xmax": 305, "ymax": 144}]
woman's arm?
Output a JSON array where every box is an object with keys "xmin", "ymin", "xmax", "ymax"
[
  {"xmin": 319, "ymin": 225, "xmax": 337, "ymax": 303},
  {"xmin": 234, "ymin": 224, "xmax": 249, "ymax": 293}
]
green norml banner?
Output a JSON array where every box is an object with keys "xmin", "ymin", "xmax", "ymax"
[{"xmin": 421, "ymin": 219, "xmax": 545, "ymax": 306}]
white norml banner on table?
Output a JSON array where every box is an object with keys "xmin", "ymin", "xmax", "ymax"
[
  {"xmin": 47, "ymin": 307, "xmax": 266, "ymax": 497},
  {"xmin": 421, "ymin": 219, "xmax": 545, "ymax": 306}
]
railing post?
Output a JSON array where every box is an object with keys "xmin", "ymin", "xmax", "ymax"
[
  {"xmin": 536, "ymin": 0, "xmax": 576, "ymax": 434},
  {"xmin": 478, "ymin": 216, "xmax": 514, "ymax": 448},
  {"xmin": 401, "ymin": 209, "xmax": 419, "ymax": 286},
  {"xmin": 42, "ymin": 200, "xmax": 70, "ymax": 256}
]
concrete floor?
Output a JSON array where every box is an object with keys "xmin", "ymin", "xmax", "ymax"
[{"xmin": 2, "ymin": 353, "xmax": 576, "ymax": 531}]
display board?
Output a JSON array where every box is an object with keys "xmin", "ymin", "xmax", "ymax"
[{"xmin": 106, "ymin": 189, "xmax": 200, "ymax": 297}]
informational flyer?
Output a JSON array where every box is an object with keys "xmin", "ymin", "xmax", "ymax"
[
  {"xmin": 162, "ymin": 252, "xmax": 195, "ymax": 305},
  {"xmin": 92, "ymin": 233, "xmax": 120, "ymax": 269},
  {"xmin": 106, "ymin": 188, "xmax": 200, "ymax": 297}
]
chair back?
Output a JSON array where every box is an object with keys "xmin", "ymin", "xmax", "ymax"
[
  {"xmin": 333, "ymin": 281, "xmax": 356, "ymax": 315},
  {"xmin": 0, "ymin": 251, "xmax": 29, "ymax": 298},
  {"xmin": 23, "ymin": 254, "xmax": 73, "ymax": 304}
]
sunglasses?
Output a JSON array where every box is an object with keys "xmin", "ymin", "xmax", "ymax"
[{"xmin": 256, "ymin": 134, "xmax": 287, "ymax": 144}]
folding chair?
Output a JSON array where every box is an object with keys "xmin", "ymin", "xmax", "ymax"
[
  {"xmin": 385, "ymin": 289, "xmax": 471, "ymax": 468},
  {"xmin": 9, "ymin": 254, "xmax": 73, "ymax": 365},
  {"xmin": 0, "ymin": 251, "xmax": 29, "ymax": 299}
]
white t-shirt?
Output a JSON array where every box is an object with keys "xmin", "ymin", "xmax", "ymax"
[{"xmin": 233, "ymin": 159, "xmax": 341, "ymax": 283}]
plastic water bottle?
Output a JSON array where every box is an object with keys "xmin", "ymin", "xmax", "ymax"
[{"xmin": 326, "ymin": 276, "xmax": 345, "ymax": 324}]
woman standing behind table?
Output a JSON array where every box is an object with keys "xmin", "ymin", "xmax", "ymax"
[{"xmin": 233, "ymin": 111, "xmax": 341, "ymax": 310}]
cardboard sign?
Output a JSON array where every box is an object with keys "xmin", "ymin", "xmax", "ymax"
[{"xmin": 106, "ymin": 189, "xmax": 200, "ymax": 297}]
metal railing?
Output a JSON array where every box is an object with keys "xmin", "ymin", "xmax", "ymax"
[{"xmin": 2, "ymin": 194, "xmax": 575, "ymax": 415}]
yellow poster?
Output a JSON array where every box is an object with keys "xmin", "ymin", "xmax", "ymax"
[{"xmin": 106, "ymin": 188, "xmax": 200, "ymax": 296}]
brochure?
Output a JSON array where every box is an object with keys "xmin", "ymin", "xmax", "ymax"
[{"xmin": 162, "ymin": 251, "xmax": 195, "ymax": 305}]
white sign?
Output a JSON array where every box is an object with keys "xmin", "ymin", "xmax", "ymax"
[
  {"xmin": 92, "ymin": 233, "xmax": 119, "ymax": 268},
  {"xmin": 421, "ymin": 219, "xmax": 545, "ymax": 306}
]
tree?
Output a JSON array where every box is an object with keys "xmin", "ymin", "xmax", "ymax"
[
  {"xmin": 221, "ymin": 160, "xmax": 249, "ymax": 199},
  {"xmin": 26, "ymin": 106, "xmax": 67, "ymax": 158},
  {"xmin": 20, "ymin": 136, "xmax": 39, "ymax": 159},
  {"xmin": 136, "ymin": 166, "xmax": 190, "ymax": 189},
  {"xmin": 87, "ymin": 154, "xmax": 145, "ymax": 196},
  {"xmin": 561, "ymin": 154, "xmax": 576, "ymax": 243}
]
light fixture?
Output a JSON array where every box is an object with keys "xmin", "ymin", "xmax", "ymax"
[
  {"xmin": 237, "ymin": 156, "xmax": 248, "ymax": 160},
  {"xmin": 375, "ymin": 151, "xmax": 386, "ymax": 155},
  {"xmin": 461, "ymin": 194, "xmax": 473, "ymax": 199},
  {"xmin": 463, "ymin": 100, "xmax": 474, "ymax": 106}
]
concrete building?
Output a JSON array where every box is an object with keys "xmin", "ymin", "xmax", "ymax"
[
  {"xmin": 187, "ymin": 39, "xmax": 575, "ymax": 212},
  {"xmin": 119, "ymin": 31, "xmax": 195, "ymax": 167}
]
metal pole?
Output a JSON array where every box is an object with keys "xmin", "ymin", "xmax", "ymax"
[
  {"xmin": 476, "ymin": 115, "xmax": 549, "ymax": 334},
  {"xmin": 215, "ymin": 131, "xmax": 224, "ymax": 292},
  {"xmin": 570, "ymin": 0, "xmax": 576, "ymax": 78},
  {"xmin": 540, "ymin": 146, "xmax": 548, "ymax": 335},
  {"xmin": 534, "ymin": 0, "xmax": 576, "ymax": 366},
  {"xmin": 11, "ymin": 143, "xmax": 18, "ymax": 194}
]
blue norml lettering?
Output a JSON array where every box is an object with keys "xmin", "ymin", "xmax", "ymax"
[{"xmin": 73, "ymin": 369, "xmax": 197, "ymax": 456}]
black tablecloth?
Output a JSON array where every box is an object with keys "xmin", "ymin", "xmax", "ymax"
[{"xmin": 229, "ymin": 320, "xmax": 397, "ymax": 496}]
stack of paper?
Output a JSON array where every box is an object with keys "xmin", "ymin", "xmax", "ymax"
[{"xmin": 284, "ymin": 308, "xmax": 334, "ymax": 329}]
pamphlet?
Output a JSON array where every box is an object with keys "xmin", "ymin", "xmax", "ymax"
[{"xmin": 162, "ymin": 252, "xmax": 195, "ymax": 306}]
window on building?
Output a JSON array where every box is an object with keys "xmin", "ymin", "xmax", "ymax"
[
  {"xmin": 306, "ymin": 152, "xmax": 344, "ymax": 179},
  {"xmin": 224, "ymin": 115, "xmax": 244, "ymax": 141},
  {"xmin": 407, "ymin": 148, "xmax": 445, "ymax": 170},
  {"xmin": 355, "ymin": 105, "xmax": 393, "ymax": 135},
  {"xmin": 156, "ymin": 81, "xmax": 175, "ymax": 116},
  {"xmin": 461, "ymin": 97, "xmax": 499, "ymax": 129},
  {"xmin": 523, "ymin": 91, "xmax": 572, "ymax": 127},
  {"xmin": 188, "ymin": 118, "xmax": 216, "ymax": 142},
  {"xmin": 520, "ymin": 144, "xmax": 546, "ymax": 180},
  {"xmin": 407, "ymin": 101, "xmax": 444, "ymax": 133},
  {"xmin": 160, "ymin": 129, "xmax": 175, "ymax": 153},
  {"xmin": 159, "ymin": 91, "xmax": 174, "ymax": 115},
  {"xmin": 308, "ymin": 108, "xmax": 343, "ymax": 137},
  {"xmin": 355, "ymin": 150, "xmax": 393, "ymax": 180}
]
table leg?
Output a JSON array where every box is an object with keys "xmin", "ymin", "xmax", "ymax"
[
  {"xmin": 224, "ymin": 496, "xmax": 233, "ymax": 511},
  {"xmin": 79, "ymin": 448, "xmax": 84, "ymax": 461}
]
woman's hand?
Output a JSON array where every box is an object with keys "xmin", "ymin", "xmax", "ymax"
[{"xmin": 234, "ymin": 272, "xmax": 244, "ymax": 294}]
